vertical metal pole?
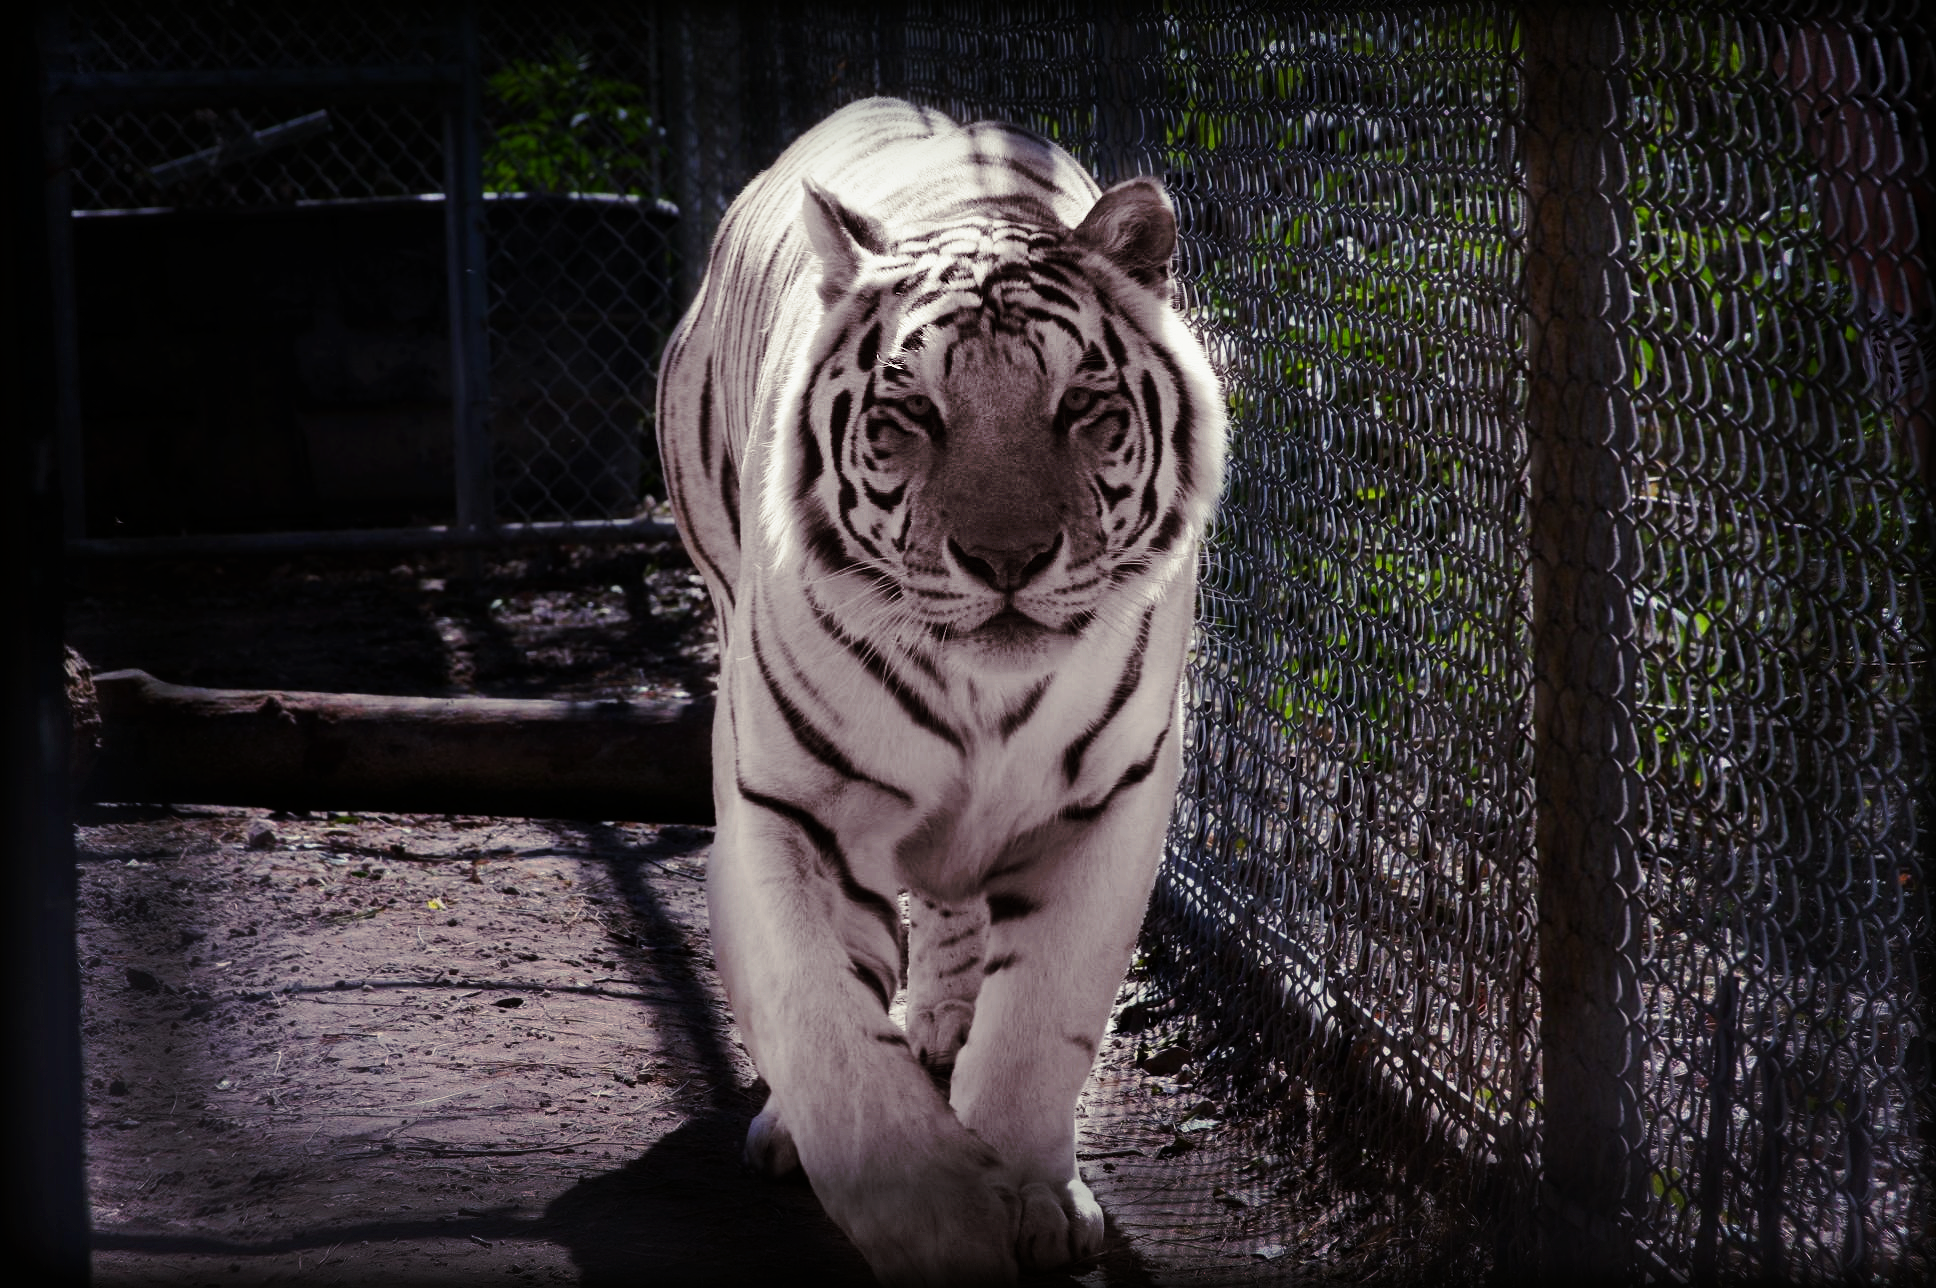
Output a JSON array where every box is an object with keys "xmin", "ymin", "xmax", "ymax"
[
  {"xmin": 443, "ymin": 2, "xmax": 492, "ymax": 561},
  {"xmin": 1092, "ymin": 5, "xmax": 1154, "ymax": 186},
  {"xmin": 739, "ymin": 0, "xmax": 780, "ymax": 170},
  {"xmin": 1753, "ymin": 1046, "xmax": 1788, "ymax": 1279},
  {"xmin": 41, "ymin": 11, "xmax": 85, "ymax": 542},
  {"xmin": 7, "ymin": 8, "xmax": 89, "ymax": 1280},
  {"xmin": 1693, "ymin": 973, "xmax": 1737, "ymax": 1284},
  {"xmin": 1521, "ymin": 6, "xmax": 1644, "ymax": 1279},
  {"xmin": 662, "ymin": 1, "xmax": 708, "ymax": 309},
  {"xmin": 875, "ymin": 0, "xmax": 905, "ymax": 98}
]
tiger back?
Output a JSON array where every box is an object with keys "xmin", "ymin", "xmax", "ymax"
[{"xmin": 655, "ymin": 97, "xmax": 1224, "ymax": 1285}]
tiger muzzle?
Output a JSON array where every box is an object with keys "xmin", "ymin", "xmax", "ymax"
[{"xmin": 948, "ymin": 531, "xmax": 1063, "ymax": 593}]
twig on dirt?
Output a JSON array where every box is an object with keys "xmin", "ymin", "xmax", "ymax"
[
  {"xmin": 638, "ymin": 855, "xmax": 703, "ymax": 880},
  {"xmin": 323, "ymin": 908, "xmax": 383, "ymax": 924},
  {"xmin": 298, "ymin": 1241, "xmax": 340, "ymax": 1272},
  {"xmin": 287, "ymin": 976, "xmax": 667, "ymax": 999},
  {"xmin": 394, "ymin": 1135, "xmax": 603, "ymax": 1158},
  {"xmin": 284, "ymin": 1109, "xmax": 506, "ymax": 1123},
  {"xmin": 292, "ymin": 998, "xmax": 421, "ymax": 1007},
  {"xmin": 349, "ymin": 1087, "xmax": 479, "ymax": 1111}
]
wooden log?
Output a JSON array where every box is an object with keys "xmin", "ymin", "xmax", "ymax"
[
  {"xmin": 85, "ymin": 669, "xmax": 715, "ymax": 823},
  {"xmin": 65, "ymin": 646, "xmax": 102, "ymax": 787}
]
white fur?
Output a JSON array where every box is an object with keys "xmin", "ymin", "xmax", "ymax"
[{"xmin": 655, "ymin": 97, "xmax": 1224, "ymax": 1285}]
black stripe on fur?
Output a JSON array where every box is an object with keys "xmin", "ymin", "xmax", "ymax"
[
  {"xmin": 736, "ymin": 783, "xmax": 901, "ymax": 949},
  {"xmin": 1061, "ymin": 603, "xmax": 1156, "ymax": 784}
]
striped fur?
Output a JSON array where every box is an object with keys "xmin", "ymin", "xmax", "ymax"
[{"xmin": 656, "ymin": 97, "xmax": 1223, "ymax": 1284}]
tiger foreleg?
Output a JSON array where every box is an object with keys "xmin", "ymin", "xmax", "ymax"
[
  {"xmin": 743, "ymin": 1093, "xmax": 800, "ymax": 1177},
  {"xmin": 709, "ymin": 795, "xmax": 1023, "ymax": 1285},
  {"xmin": 904, "ymin": 895, "xmax": 988, "ymax": 1085},
  {"xmin": 946, "ymin": 736, "xmax": 1182, "ymax": 1272}
]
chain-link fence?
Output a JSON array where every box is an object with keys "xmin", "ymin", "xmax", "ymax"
[
  {"xmin": 42, "ymin": 0, "xmax": 1933, "ymax": 1280},
  {"xmin": 42, "ymin": 0, "xmax": 680, "ymax": 549},
  {"xmin": 665, "ymin": 2, "xmax": 1932, "ymax": 1280},
  {"xmin": 475, "ymin": 5, "xmax": 675, "ymax": 527},
  {"xmin": 1611, "ymin": 10, "xmax": 1930, "ymax": 1278}
]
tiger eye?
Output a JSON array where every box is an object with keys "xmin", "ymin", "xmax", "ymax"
[
  {"xmin": 1061, "ymin": 387, "xmax": 1097, "ymax": 415},
  {"xmin": 902, "ymin": 393, "xmax": 934, "ymax": 418}
]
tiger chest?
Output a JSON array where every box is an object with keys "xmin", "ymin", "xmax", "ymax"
[{"xmin": 725, "ymin": 609, "xmax": 1181, "ymax": 901}]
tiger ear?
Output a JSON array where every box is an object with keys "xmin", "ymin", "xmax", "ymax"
[
  {"xmin": 1071, "ymin": 177, "xmax": 1176, "ymax": 290},
  {"xmin": 802, "ymin": 178, "xmax": 890, "ymax": 304}
]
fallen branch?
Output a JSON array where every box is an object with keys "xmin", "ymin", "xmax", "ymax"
[
  {"xmin": 85, "ymin": 669, "xmax": 714, "ymax": 823},
  {"xmin": 386, "ymin": 1137, "xmax": 604, "ymax": 1158}
]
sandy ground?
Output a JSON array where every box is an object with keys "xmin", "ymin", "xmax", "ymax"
[
  {"xmin": 74, "ymin": 805, "xmax": 1391, "ymax": 1287},
  {"xmin": 69, "ymin": 549, "xmax": 1481, "ymax": 1286}
]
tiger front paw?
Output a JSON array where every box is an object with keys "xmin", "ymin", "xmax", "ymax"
[
  {"xmin": 908, "ymin": 998, "xmax": 975, "ymax": 1076},
  {"xmin": 1014, "ymin": 1174, "xmax": 1104, "ymax": 1271},
  {"xmin": 743, "ymin": 1097, "xmax": 800, "ymax": 1177},
  {"xmin": 827, "ymin": 1130, "xmax": 1022, "ymax": 1287}
]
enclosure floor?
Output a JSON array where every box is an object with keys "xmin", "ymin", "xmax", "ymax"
[
  {"xmin": 71, "ymin": 552, "xmax": 1476, "ymax": 1285},
  {"xmin": 74, "ymin": 805, "xmax": 1405, "ymax": 1287}
]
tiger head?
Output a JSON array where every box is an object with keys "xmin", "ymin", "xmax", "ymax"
[{"xmin": 774, "ymin": 174, "xmax": 1224, "ymax": 671}]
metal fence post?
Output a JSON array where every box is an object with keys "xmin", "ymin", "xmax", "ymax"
[
  {"xmin": 443, "ymin": 2, "xmax": 493, "ymax": 556},
  {"xmin": 660, "ymin": 3, "xmax": 701, "ymax": 309},
  {"xmin": 8, "ymin": 13, "xmax": 89, "ymax": 1279},
  {"xmin": 1091, "ymin": 5, "xmax": 1155, "ymax": 187},
  {"xmin": 739, "ymin": 1, "xmax": 783, "ymax": 167},
  {"xmin": 1521, "ymin": 6, "xmax": 1644, "ymax": 1278},
  {"xmin": 875, "ymin": 0, "xmax": 905, "ymax": 100},
  {"xmin": 39, "ymin": 10, "xmax": 86, "ymax": 543},
  {"xmin": 662, "ymin": 0, "xmax": 744, "ymax": 309}
]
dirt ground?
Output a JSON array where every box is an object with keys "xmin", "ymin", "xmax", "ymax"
[{"xmin": 67, "ymin": 546, "xmax": 1483, "ymax": 1287}]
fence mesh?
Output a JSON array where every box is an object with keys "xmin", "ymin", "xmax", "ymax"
[
  {"xmin": 54, "ymin": 1, "xmax": 449, "ymax": 212},
  {"xmin": 704, "ymin": 2, "xmax": 1934, "ymax": 1279},
  {"xmin": 49, "ymin": 0, "xmax": 677, "ymax": 534},
  {"xmin": 1150, "ymin": 0, "xmax": 1544, "ymax": 1245},
  {"xmin": 55, "ymin": 1, "xmax": 447, "ymax": 73},
  {"xmin": 45, "ymin": 0, "xmax": 1936, "ymax": 1279},
  {"xmin": 1614, "ymin": 9, "xmax": 1933, "ymax": 1278},
  {"xmin": 62, "ymin": 102, "xmax": 447, "ymax": 212},
  {"xmin": 477, "ymin": 3, "xmax": 676, "ymax": 525}
]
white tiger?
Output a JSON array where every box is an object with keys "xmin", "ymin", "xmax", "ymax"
[{"xmin": 654, "ymin": 96, "xmax": 1225, "ymax": 1284}]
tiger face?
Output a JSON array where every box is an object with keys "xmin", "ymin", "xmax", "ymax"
[{"xmin": 781, "ymin": 183, "xmax": 1209, "ymax": 672}]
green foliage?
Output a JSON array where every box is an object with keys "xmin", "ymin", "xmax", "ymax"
[
  {"xmin": 1649, "ymin": 1166, "xmax": 1691, "ymax": 1211},
  {"xmin": 1620, "ymin": 30, "xmax": 1928, "ymax": 941},
  {"xmin": 1175, "ymin": 12, "xmax": 1929, "ymax": 1024},
  {"xmin": 1176, "ymin": 13, "xmax": 1924, "ymax": 823},
  {"xmin": 483, "ymin": 40, "xmax": 665, "ymax": 198},
  {"xmin": 1165, "ymin": 12, "xmax": 1527, "ymax": 787}
]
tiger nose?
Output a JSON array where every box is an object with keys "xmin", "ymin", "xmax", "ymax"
[{"xmin": 948, "ymin": 531, "xmax": 1062, "ymax": 593}]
